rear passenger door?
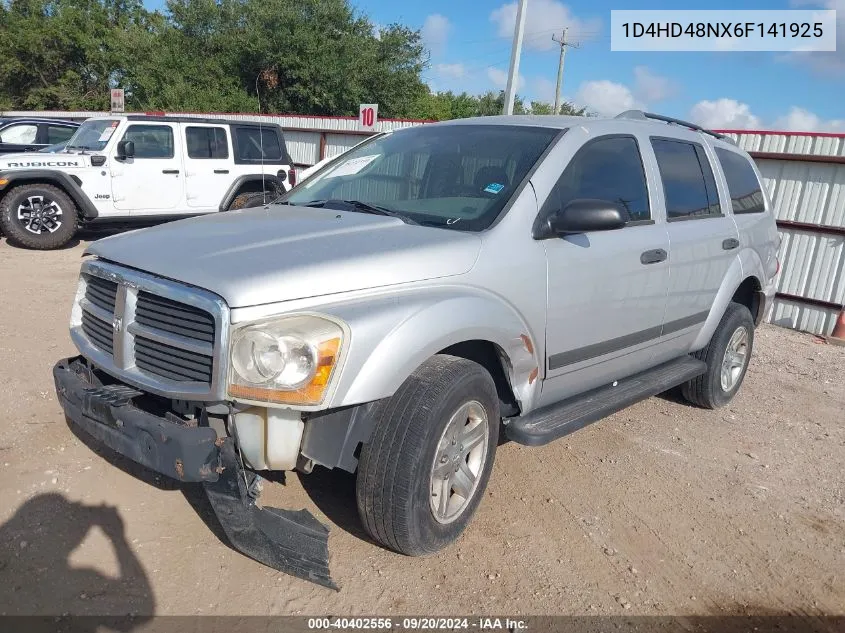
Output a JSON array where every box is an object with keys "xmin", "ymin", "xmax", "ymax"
[
  {"xmin": 183, "ymin": 124, "xmax": 231, "ymax": 211},
  {"xmin": 650, "ymin": 137, "xmax": 740, "ymax": 352},
  {"xmin": 541, "ymin": 135, "xmax": 670, "ymax": 402}
]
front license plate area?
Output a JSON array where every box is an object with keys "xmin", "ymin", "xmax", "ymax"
[{"xmin": 81, "ymin": 385, "xmax": 144, "ymax": 427}]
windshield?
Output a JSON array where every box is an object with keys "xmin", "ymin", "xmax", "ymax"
[
  {"xmin": 282, "ymin": 124, "xmax": 560, "ymax": 231},
  {"xmin": 66, "ymin": 119, "xmax": 120, "ymax": 151}
]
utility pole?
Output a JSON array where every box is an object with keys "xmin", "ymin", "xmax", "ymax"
[
  {"xmin": 552, "ymin": 27, "xmax": 578, "ymax": 115},
  {"xmin": 503, "ymin": 0, "xmax": 528, "ymax": 115}
]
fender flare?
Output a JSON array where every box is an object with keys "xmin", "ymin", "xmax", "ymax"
[
  {"xmin": 219, "ymin": 174, "xmax": 283, "ymax": 211},
  {"xmin": 0, "ymin": 169, "xmax": 98, "ymax": 219},
  {"xmin": 327, "ymin": 289, "xmax": 542, "ymax": 414},
  {"xmin": 690, "ymin": 256, "xmax": 755, "ymax": 350}
]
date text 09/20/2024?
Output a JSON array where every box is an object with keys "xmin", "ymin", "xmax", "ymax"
[{"xmin": 307, "ymin": 617, "xmax": 528, "ymax": 630}]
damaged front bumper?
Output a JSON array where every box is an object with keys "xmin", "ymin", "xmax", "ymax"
[{"xmin": 53, "ymin": 357, "xmax": 337, "ymax": 589}]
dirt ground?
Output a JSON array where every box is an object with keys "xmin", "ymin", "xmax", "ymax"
[{"xmin": 0, "ymin": 232, "xmax": 843, "ymax": 619}]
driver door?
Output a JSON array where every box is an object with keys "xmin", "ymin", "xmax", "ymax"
[
  {"xmin": 539, "ymin": 134, "xmax": 670, "ymax": 404},
  {"xmin": 110, "ymin": 122, "xmax": 185, "ymax": 214}
]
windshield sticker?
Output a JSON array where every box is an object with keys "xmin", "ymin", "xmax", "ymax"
[
  {"xmin": 97, "ymin": 126, "xmax": 117, "ymax": 142},
  {"xmin": 323, "ymin": 154, "xmax": 379, "ymax": 179},
  {"xmin": 484, "ymin": 183, "xmax": 505, "ymax": 194}
]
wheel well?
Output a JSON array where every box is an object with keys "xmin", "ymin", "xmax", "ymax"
[
  {"xmin": 439, "ymin": 340, "xmax": 519, "ymax": 417},
  {"xmin": 1, "ymin": 179, "xmax": 81, "ymax": 218},
  {"xmin": 732, "ymin": 276, "xmax": 763, "ymax": 324},
  {"xmin": 236, "ymin": 179, "xmax": 277, "ymax": 196}
]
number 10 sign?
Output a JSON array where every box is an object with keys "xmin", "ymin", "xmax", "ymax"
[{"xmin": 359, "ymin": 104, "xmax": 378, "ymax": 131}]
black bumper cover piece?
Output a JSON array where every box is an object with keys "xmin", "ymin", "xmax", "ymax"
[{"xmin": 53, "ymin": 357, "xmax": 337, "ymax": 589}]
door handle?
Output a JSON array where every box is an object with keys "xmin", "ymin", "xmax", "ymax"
[
  {"xmin": 640, "ymin": 248, "xmax": 668, "ymax": 265},
  {"xmin": 213, "ymin": 169, "xmax": 229, "ymax": 174},
  {"xmin": 162, "ymin": 169, "xmax": 180, "ymax": 174},
  {"xmin": 722, "ymin": 238, "xmax": 740, "ymax": 250}
]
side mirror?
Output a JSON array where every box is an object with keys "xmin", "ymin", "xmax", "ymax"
[
  {"xmin": 116, "ymin": 140, "xmax": 134, "ymax": 159},
  {"xmin": 545, "ymin": 199, "xmax": 628, "ymax": 236}
]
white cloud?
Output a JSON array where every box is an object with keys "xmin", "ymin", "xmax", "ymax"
[
  {"xmin": 531, "ymin": 77, "xmax": 558, "ymax": 104},
  {"xmin": 688, "ymin": 100, "xmax": 843, "ymax": 132},
  {"xmin": 785, "ymin": 0, "xmax": 845, "ymax": 76},
  {"xmin": 422, "ymin": 14, "xmax": 451, "ymax": 57},
  {"xmin": 490, "ymin": 0, "xmax": 601, "ymax": 52},
  {"xmin": 574, "ymin": 80, "xmax": 643, "ymax": 117},
  {"xmin": 487, "ymin": 67, "xmax": 525, "ymax": 91},
  {"xmin": 632, "ymin": 66, "xmax": 677, "ymax": 103},
  {"xmin": 434, "ymin": 63, "xmax": 466, "ymax": 79},
  {"xmin": 773, "ymin": 106, "xmax": 845, "ymax": 131},
  {"xmin": 688, "ymin": 99, "xmax": 762, "ymax": 129}
]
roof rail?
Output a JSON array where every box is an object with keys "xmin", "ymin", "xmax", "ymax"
[{"xmin": 616, "ymin": 110, "xmax": 733, "ymax": 142}]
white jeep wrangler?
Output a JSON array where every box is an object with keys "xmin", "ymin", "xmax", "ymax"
[{"xmin": 0, "ymin": 115, "xmax": 295, "ymax": 249}]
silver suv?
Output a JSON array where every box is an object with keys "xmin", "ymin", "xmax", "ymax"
[{"xmin": 53, "ymin": 112, "xmax": 779, "ymax": 588}]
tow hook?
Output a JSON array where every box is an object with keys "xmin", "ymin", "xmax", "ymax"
[{"xmin": 203, "ymin": 439, "xmax": 338, "ymax": 590}]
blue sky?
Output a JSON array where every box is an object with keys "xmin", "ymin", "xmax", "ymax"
[{"xmin": 147, "ymin": 0, "xmax": 845, "ymax": 131}]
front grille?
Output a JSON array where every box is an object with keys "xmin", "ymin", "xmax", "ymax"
[
  {"xmin": 81, "ymin": 310, "xmax": 114, "ymax": 355},
  {"xmin": 75, "ymin": 267, "xmax": 222, "ymax": 393},
  {"xmin": 136, "ymin": 292, "xmax": 215, "ymax": 343},
  {"xmin": 134, "ymin": 336, "xmax": 214, "ymax": 383},
  {"xmin": 85, "ymin": 276, "xmax": 117, "ymax": 314}
]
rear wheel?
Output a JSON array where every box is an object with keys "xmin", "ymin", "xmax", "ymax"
[
  {"xmin": 681, "ymin": 302, "xmax": 755, "ymax": 409},
  {"xmin": 226, "ymin": 191, "xmax": 274, "ymax": 211},
  {"xmin": 0, "ymin": 184, "xmax": 78, "ymax": 249},
  {"xmin": 356, "ymin": 355, "xmax": 499, "ymax": 556}
]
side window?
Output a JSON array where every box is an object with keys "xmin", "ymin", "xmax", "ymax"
[
  {"xmin": 46, "ymin": 125, "xmax": 76, "ymax": 144},
  {"xmin": 0, "ymin": 123, "xmax": 38, "ymax": 144},
  {"xmin": 234, "ymin": 127, "xmax": 283, "ymax": 162},
  {"xmin": 122, "ymin": 125, "xmax": 174, "ymax": 159},
  {"xmin": 186, "ymin": 126, "xmax": 229, "ymax": 159},
  {"xmin": 552, "ymin": 136, "xmax": 651, "ymax": 222},
  {"xmin": 693, "ymin": 145, "xmax": 722, "ymax": 215},
  {"xmin": 715, "ymin": 148, "xmax": 766, "ymax": 214},
  {"xmin": 651, "ymin": 138, "xmax": 721, "ymax": 220}
]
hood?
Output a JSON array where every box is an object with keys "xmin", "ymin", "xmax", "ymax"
[
  {"xmin": 86, "ymin": 205, "xmax": 482, "ymax": 308},
  {"xmin": 0, "ymin": 152, "xmax": 89, "ymax": 170}
]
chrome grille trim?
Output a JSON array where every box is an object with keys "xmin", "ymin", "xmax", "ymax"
[{"xmin": 70, "ymin": 259, "xmax": 230, "ymax": 401}]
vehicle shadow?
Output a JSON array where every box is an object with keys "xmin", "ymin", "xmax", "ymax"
[
  {"xmin": 0, "ymin": 493, "xmax": 154, "ymax": 626},
  {"xmin": 297, "ymin": 466, "xmax": 380, "ymax": 547},
  {"xmin": 64, "ymin": 416, "xmax": 237, "ymax": 556}
]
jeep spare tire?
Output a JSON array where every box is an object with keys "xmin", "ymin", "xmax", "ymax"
[{"xmin": 0, "ymin": 183, "xmax": 78, "ymax": 250}]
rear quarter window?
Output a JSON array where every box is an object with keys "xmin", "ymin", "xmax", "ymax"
[
  {"xmin": 233, "ymin": 126, "xmax": 290, "ymax": 164},
  {"xmin": 715, "ymin": 148, "xmax": 766, "ymax": 214}
]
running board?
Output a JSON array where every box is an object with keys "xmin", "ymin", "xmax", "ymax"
[{"xmin": 505, "ymin": 356, "xmax": 706, "ymax": 447}]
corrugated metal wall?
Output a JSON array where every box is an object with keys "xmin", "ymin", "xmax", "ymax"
[{"xmin": 721, "ymin": 130, "xmax": 845, "ymax": 336}]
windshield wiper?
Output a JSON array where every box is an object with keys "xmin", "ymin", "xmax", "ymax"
[{"xmin": 299, "ymin": 199, "xmax": 417, "ymax": 225}]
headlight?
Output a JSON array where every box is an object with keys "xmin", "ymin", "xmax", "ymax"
[{"xmin": 228, "ymin": 314, "xmax": 345, "ymax": 406}]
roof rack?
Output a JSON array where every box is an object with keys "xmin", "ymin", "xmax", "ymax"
[{"xmin": 616, "ymin": 110, "xmax": 733, "ymax": 142}]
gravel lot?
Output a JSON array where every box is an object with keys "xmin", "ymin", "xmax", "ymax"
[{"xmin": 0, "ymin": 234, "xmax": 843, "ymax": 619}]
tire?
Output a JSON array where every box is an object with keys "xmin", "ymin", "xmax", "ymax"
[
  {"xmin": 356, "ymin": 354, "xmax": 499, "ymax": 556},
  {"xmin": 681, "ymin": 302, "xmax": 755, "ymax": 409},
  {"xmin": 0, "ymin": 184, "xmax": 78, "ymax": 250},
  {"xmin": 226, "ymin": 191, "xmax": 273, "ymax": 211}
]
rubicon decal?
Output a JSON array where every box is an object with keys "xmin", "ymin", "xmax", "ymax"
[{"xmin": 5, "ymin": 161, "xmax": 81, "ymax": 168}]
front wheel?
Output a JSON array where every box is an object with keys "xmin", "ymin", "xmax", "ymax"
[
  {"xmin": 0, "ymin": 184, "xmax": 78, "ymax": 249},
  {"xmin": 356, "ymin": 355, "xmax": 499, "ymax": 556},
  {"xmin": 681, "ymin": 302, "xmax": 755, "ymax": 409}
]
